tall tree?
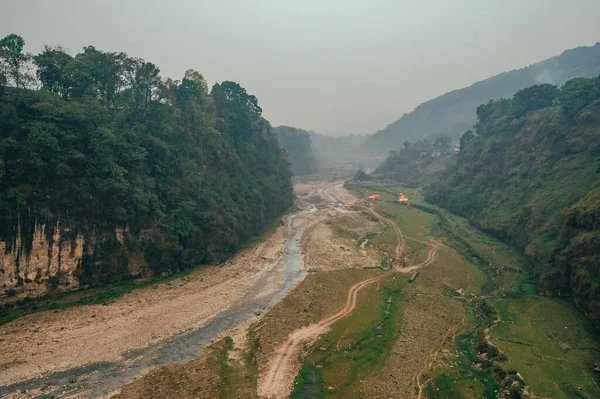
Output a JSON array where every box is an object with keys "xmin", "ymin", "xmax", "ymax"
[
  {"xmin": 0, "ymin": 33, "xmax": 34, "ymax": 94},
  {"xmin": 74, "ymin": 46, "xmax": 129, "ymax": 103},
  {"xmin": 510, "ymin": 84, "xmax": 559, "ymax": 118},
  {"xmin": 34, "ymin": 46, "xmax": 75, "ymax": 99},
  {"xmin": 559, "ymin": 77, "xmax": 600, "ymax": 119},
  {"xmin": 212, "ymin": 81, "xmax": 262, "ymax": 140},
  {"xmin": 130, "ymin": 58, "xmax": 160, "ymax": 110},
  {"xmin": 183, "ymin": 69, "xmax": 208, "ymax": 93}
]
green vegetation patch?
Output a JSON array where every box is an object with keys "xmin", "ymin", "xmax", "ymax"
[
  {"xmin": 423, "ymin": 76, "xmax": 600, "ymax": 327},
  {"xmin": 342, "ymin": 179, "xmax": 600, "ymax": 398},
  {"xmin": 291, "ymin": 365, "xmax": 325, "ymax": 398},
  {"xmin": 424, "ymin": 332, "xmax": 500, "ymax": 399},
  {"xmin": 291, "ymin": 277, "xmax": 406, "ymax": 398},
  {"xmin": 490, "ymin": 296, "xmax": 600, "ymax": 398}
]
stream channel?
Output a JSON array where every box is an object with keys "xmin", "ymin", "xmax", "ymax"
[{"xmin": 0, "ymin": 206, "xmax": 317, "ymax": 398}]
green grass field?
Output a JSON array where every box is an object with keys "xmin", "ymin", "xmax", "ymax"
[
  {"xmin": 490, "ymin": 295, "xmax": 600, "ymax": 398},
  {"xmin": 343, "ymin": 179, "xmax": 600, "ymax": 398}
]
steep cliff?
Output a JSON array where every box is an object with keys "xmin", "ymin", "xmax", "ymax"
[{"xmin": 559, "ymin": 189, "xmax": 600, "ymax": 324}]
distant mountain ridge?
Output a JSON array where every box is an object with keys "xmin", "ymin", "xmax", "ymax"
[{"xmin": 361, "ymin": 42, "xmax": 600, "ymax": 154}]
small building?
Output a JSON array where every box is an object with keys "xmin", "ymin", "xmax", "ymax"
[
  {"xmin": 408, "ymin": 271, "xmax": 419, "ymax": 283},
  {"xmin": 397, "ymin": 192, "xmax": 409, "ymax": 204}
]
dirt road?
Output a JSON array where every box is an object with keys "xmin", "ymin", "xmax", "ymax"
[{"xmin": 257, "ymin": 199, "xmax": 441, "ymax": 399}]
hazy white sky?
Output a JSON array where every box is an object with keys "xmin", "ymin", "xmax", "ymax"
[{"xmin": 2, "ymin": 0, "xmax": 600, "ymax": 135}]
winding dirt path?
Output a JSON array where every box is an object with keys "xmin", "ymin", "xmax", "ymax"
[
  {"xmin": 401, "ymin": 240, "xmax": 440, "ymax": 272},
  {"xmin": 413, "ymin": 324, "xmax": 460, "ymax": 399},
  {"xmin": 257, "ymin": 273, "xmax": 384, "ymax": 398},
  {"xmin": 257, "ymin": 194, "xmax": 440, "ymax": 398},
  {"xmin": 362, "ymin": 206, "xmax": 405, "ymax": 259}
]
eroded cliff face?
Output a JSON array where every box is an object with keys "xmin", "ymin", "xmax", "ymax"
[
  {"xmin": 0, "ymin": 224, "xmax": 83, "ymax": 300},
  {"xmin": 0, "ymin": 225, "xmax": 147, "ymax": 302}
]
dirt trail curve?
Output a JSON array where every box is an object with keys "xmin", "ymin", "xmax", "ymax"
[
  {"xmin": 257, "ymin": 273, "xmax": 383, "ymax": 398},
  {"xmin": 364, "ymin": 208, "xmax": 405, "ymax": 261},
  {"xmin": 257, "ymin": 190, "xmax": 440, "ymax": 399}
]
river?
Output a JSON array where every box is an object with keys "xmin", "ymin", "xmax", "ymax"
[{"xmin": 0, "ymin": 202, "xmax": 322, "ymax": 398}]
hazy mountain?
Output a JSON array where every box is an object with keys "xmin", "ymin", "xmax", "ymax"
[
  {"xmin": 362, "ymin": 42, "xmax": 600, "ymax": 155},
  {"xmin": 309, "ymin": 132, "xmax": 369, "ymax": 166}
]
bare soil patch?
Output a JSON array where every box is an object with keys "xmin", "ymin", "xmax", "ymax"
[
  {"xmin": 303, "ymin": 213, "xmax": 383, "ymax": 272},
  {"xmin": 293, "ymin": 183, "xmax": 314, "ymax": 196},
  {"xmin": 109, "ymin": 345, "xmax": 223, "ymax": 399}
]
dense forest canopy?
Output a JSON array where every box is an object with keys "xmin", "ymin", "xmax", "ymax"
[
  {"xmin": 361, "ymin": 42, "xmax": 600, "ymax": 155},
  {"xmin": 0, "ymin": 34, "xmax": 293, "ymax": 291},
  {"xmin": 273, "ymin": 126, "xmax": 318, "ymax": 176},
  {"xmin": 425, "ymin": 77, "xmax": 600, "ymax": 327}
]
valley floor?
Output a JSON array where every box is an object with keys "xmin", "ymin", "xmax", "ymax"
[{"xmin": 1, "ymin": 179, "xmax": 599, "ymax": 399}]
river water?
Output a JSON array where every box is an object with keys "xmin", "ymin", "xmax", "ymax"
[{"xmin": 0, "ymin": 207, "xmax": 316, "ymax": 398}]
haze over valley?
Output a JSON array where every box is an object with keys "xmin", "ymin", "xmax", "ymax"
[{"xmin": 1, "ymin": 2, "xmax": 600, "ymax": 398}]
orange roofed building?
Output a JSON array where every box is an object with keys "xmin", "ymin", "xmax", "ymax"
[{"xmin": 397, "ymin": 192, "xmax": 409, "ymax": 204}]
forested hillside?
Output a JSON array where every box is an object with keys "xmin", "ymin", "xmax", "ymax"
[
  {"xmin": 273, "ymin": 126, "xmax": 318, "ymax": 176},
  {"xmin": 362, "ymin": 42, "xmax": 600, "ymax": 155},
  {"xmin": 425, "ymin": 78, "xmax": 600, "ymax": 327},
  {"xmin": 0, "ymin": 34, "xmax": 293, "ymax": 298}
]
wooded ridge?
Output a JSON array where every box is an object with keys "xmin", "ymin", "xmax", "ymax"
[{"xmin": 0, "ymin": 34, "xmax": 293, "ymax": 298}]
